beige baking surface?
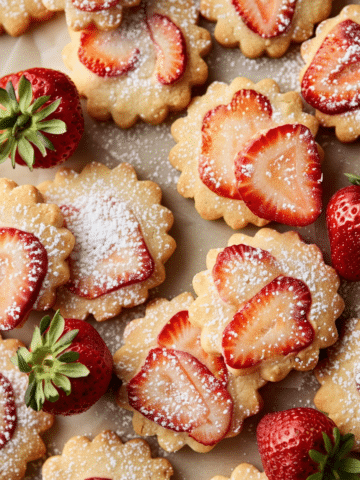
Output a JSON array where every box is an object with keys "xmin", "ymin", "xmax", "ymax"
[{"xmin": 1, "ymin": 1, "xmax": 360, "ymax": 479}]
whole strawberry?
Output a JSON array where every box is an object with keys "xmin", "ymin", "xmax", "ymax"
[
  {"xmin": 12, "ymin": 311, "xmax": 112, "ymax": 415},
  {"xmin": 257, "ymin": 407, "xmax": 360, "ymax": 480},
  {"xmin": 0, "ymin": 68, "xmax": 84, "ymax": 169},
  {"xmin": 326, "ymin": 173, "xmax": 360, "ymax": 281}
]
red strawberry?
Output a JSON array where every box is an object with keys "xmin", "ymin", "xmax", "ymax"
[
  {"xmin": 147, "ymin": 13, "xmax": 187, "ymax": 85},
  {"xmin": 326, "ymin": 174, "xmax": 360, "ymax": 281},
  {"xmin": 72, "ymin": 0, "xmax": 118, "ymax": 12},
  {"xmin": 78, "ymin": 26, "xmax": 140, "ymax": 78},
  {"xmin": 0, "ymin": 68, "xmax": 84, "ymax": 170},
  {"xmin": 232, "ymin": 0, "xmax": 297, "ymax": 38},
  {"xmin": 234, "ymin": 123, "xmax": 322, "ymax": 226},
  {"xmin": 222, "ymin": 276, "xmax": 314, "ymax": 369},
  {"xmin": 199, "ymin": 89, "xmax": 273, "ymax": 200},
  {"xmin": 60, "ymin": 201, "xmax": 155, "ymax": 299},
  {"xmin": 12, "ymin": 311, "xmax": 113, "ymax": 415},
  {"xmin": 301, "ymin": 19, "xmax": 360, "ymax": 115},
  {"xmin": 157, "ymin": 310, "xmax": 228, "ymax": 384},
  {"xmin": 212, "ymin": 244, "xmax": 282, "ymax": 306},
  {"xmin": 0, "ymin": 227, "xmax": 48, "ymax": 331},
  {"xmin": 127, "ymin": 347, "xmax": 233, "ymax": 445},
  {"xmin": 0, "ymin": 372, "xmax": 17, "ymax": 450},
  {"xmin": 257, "ymin": 407, "xmax": 360, "ymax": 480}
]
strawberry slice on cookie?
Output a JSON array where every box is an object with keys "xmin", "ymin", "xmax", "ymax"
[
  {"xmin": 127, "ymin": 347, "xmax": 232, "ymax": 445},
  {"xmin": 199, "ymin": 89, "xmax": 274, "ymax": 200},
  {"xmin": 234, "ymin": 123, "xmax": 323, "ymax": 226},
  {"xmin": 0, "ymin": 228, "xmax": 48, "ymax": 331},
  {"xmin": 222, "ymin": 276, "xmax": 314, "ymax": 370},
  {"xmin": 232, "ymin": 0, "xmax": 297, "ymax": 38},
  {"xmin": 0, "ymin": 372, "xmax": 17, "ymax": 450}
]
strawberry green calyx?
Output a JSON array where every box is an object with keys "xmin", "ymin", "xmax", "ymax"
[
  {"xmin": 11, "ymin": 310, "xmax": 89, "ymax": 412},
  {"xmin": 0, "ymin": 75, "xmax": 66, "ymax": 170},
  {"xmin": 345, "ymin": 173, "xmax": 360, "ymax": 186},
  {"xmin": 308, "ymin": 427, "xmax": 360, "ymax": 480}
]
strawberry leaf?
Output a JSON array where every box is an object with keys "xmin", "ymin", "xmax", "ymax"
[
  {"xmin": 57, "ymin": 351, "xmax": 80, "ymax": 363},
  {"xmin": 43, "ymin": 379, "xmax": 59, "ymax": 403},
  {"xmin": 39, "ymin": 315, "xmax": 52, "ymax": 335},
  {"xmin": 323, "ymin": 431, "xmax": 333, "ymax": 454},
  {"xmin": 38, "ymin": 119, "xmax": 67, "ymax": 134},
  {"xmin": 338, "ymin": 457, "xmax": 360, "ymax": 473},
  {"xmin": 32, "ymin": 98, "xmax": 61, "ymax": 122},
  {"xmin": 35, "ymin": 380, "xmax": 45, "ymax": 410},
  {"xmin": 57, "ymin": 363, "xmax": 90, "ymax": 378},
  {"xmin": 52, "ymin": 373, "xmax": 71, "ymax": 395},
  {"xmin": 307, "ymin": 473, "xmax": 323, "ymax": 480},
  {"xmin": 345, "ymin": 173, "xmax": 360, "ymax": 186},
  {"xmin": 17, "ymin": 137, "xmax": 35, "ymax": 169},
  {"xmin": 18, "ymin": 76, "xmax": 33, "ymax": 112},
  {"xmin": 12, "ymin": 348, "xmax": 32, "ymax": 373},
  {"xmin": 30, "ymin": 326, "xmax": 44, "ymax": 352},
  {"xmin": 45, "ymin": 311, "xmax": 65, "ymax": 345},
  {"xmin": 27, "ymin": 95, "xmax": 51, "ymax": 114},
  {"xmin": 0, "ymin": 86, "xmax": 11, "ymax": 110},
  {"xmin": 24, "ymin": 378, "xmax": 37, "ymax": 410}
]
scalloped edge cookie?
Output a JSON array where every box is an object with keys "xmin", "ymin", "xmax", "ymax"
[
  {"xmin": 62, "ymin": 0, "xmax": 211, "ymax": 128},
  {"xmin": 0, "ymin": 0, "xmax": 53, "ymax": 36},
  {"xmin": 0, "ymin": 178, "xmax": 75, "ymax": 316},
  {"xmin": 0, "ymin": 335, "xmax": 54, "ymax": 480},
  {"xmin": 210, "ymin": 463, "xmax": 267, "ymax": 480},
  {"xmin": 38, "ymin": 162, "xmax": 176, "ymax": 321},
  {"xmin": 189, "ymin": 228, "xmax": 344, "ymax": 382},
  {"xmin": 300, "ymin": 4, "xmax": 360, "ymax": 143},
  {"xmin": 42, "ymin": 430, "xmax": 173, "ymax": 479},
  {"xmin": 114, "ymin": 292, "xmax": 265, "ymax": 453},
  {"xmin": 169, "ymin": 77, "xmax": 320, "ymax": 229},
  {"xmin": 200, "ymin": 0, "xmax": 332, "ymax": 58}
]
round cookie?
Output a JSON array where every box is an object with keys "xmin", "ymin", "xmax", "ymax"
[
  {"xmin": 300, "ymin": 5, "xmax": 360, "ymax": 143},
  {"xmin": 41, "ymin": 0, "xmax": 140, "ymax": 31},
  {"xmin": 62, "ymin": 0, "xmax": 212, "ymax": 128},
  {"xmin": 38, "ymin": 161, "xmax": 176, "ymax": 321},
  {"xmin": 189, "ymin": 228, "xmax": 344, "ymax": 382},
  {"xmin": 0, "ymin": 0, "xmax": 52, "ymax": 36},
  {"xmin": 169, "ymin": 77, "xmax": 322, "ymax": 229},
  {"xmin": 42, "ymin": 430, "xmax": 173, "ymax": 479},
  {"xmin": 210, "ymin": 463, "xmax": 267, "ymax": 480},
  {"xmin": 200, "ymin": 0, "xmax": 332, "ymax": 58},
  {"xmin": 0, "ymin": 335, "xmax": 54, "ymax": 480},
  {"xmin": 0, "ymin": 178, "xmax": 75, "ymax": 330},
  {"xmin": 114, "ymin": 292, "xmax": 265, "ymax": 453},
  {"xmin": 314, "ymin": 317, "xmax": 360, "ymax": 451}
]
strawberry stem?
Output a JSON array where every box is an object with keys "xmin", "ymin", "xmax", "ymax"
[{"xmin": 345, "ymin": 173, "xmax": 360, "ymax": 186}]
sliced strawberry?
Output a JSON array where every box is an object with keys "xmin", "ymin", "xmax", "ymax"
[
  {"xmin": 0, "ymin": 228, "xmax": 48, "ymax": 331},
  {"xmin": 222, "ymin": 276, "xmax": 314, "ymax": 370},
  {"xmin": 212, "ymin": 244, "xmax": 282, "ymax": 306},
  {"xmin": 147, "ymin": 13, "xmax": 187, "ymax": 85},
  {"xmin": 127, "ymin": 348, "xmax": 210, "ymax": 433},
  {"xmin": 232, "ymin": 0, "xmax": 297, "ymax": 38},
  {"xmin": 0, "ymin": 373, "xmax": 17, "ymax": 450},
  {"xmin": 72, "ymin": 0, "xmax": 118, "ymax": 12},
  {"xmin": 157, "ymin": 310, "xmax": 228, "ymax": 384},
  {"xmin": 60, "ymin": 201, "xmax": 155, "ymax": 299},
  {"xmin": 301, "ymin": 20, "xmax": 360, "ymax": 115},
  {"xmin": 78, "ymin": 25, "xmax": 140, "ymax": 77},
  {"xmin": 234, "ymin": 123, "xmax": 322, "ymax": 226},
  {"xmin": 199, "ymin": 89, "xmax": 273, "ymax": 200},
  {"xmin": 127, "ymin": 348, "xmax": 232, "ymax": 445}
]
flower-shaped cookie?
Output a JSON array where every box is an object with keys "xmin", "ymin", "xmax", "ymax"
[
  {"xmin": 0, "ymin": 179, "xmax": 75, "ymax": 330},
  {"xmin": 114, "ymin": 293, "xmax": 265, "ymax": 453},
  {"xmin": 189, "ymin": 228, "xmax": 344, "ymax": 382},
  {"xmin": 314, "ymin": 317, "xmax": 360, "ymax": 451},
  {"xmin": 42, "ymin": 430, "xmax": 173, "ymax": 479},
  {"xmin": 210, "ymin": 463, "xmax": 267, "ymax": 480},
  {"xmin": 0, "ymin": 0, "xmax": 52, "ymax": 36},
  {"xmin": 170, "ymin": 77, "xmax": 322, "ymax": 229},
  {"xmin": 200, "ymin": 0, "xmax": 332, "ymax": 58},
  {"xmin": 0, "ymin": 335, "xmax": 53, "ymax": 480},
  {"xmin": 300, "ymin": 5, "xmax": 360, "ymax": 143},
  {"xmin": 41, "ymin": 0, "xmax": 140, "ymax": 31},
  {"xmin": 62, "ymin": 0, "xmax": 211, "ymax": 128},
  {"xmin": 38, "ymin": 162, "xmax": 176, "ymax": 321}
]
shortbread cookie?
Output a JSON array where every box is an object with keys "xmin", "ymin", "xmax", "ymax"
[
  {"xmin": 0, "ymin": 0, "xmax": 52, "ymax": 36},
  {"xmin": 189, "ymin": 228, "xmax": 344, "ymax": 382},
  {"xmin": 210, "ymin": 463, "xmax": 267, "ymax": 480},
  {"xmin": 314, "ymin": 317, "xmax": 360, "ymax": 451},
  {"xmin": 114, "ymin": 292, "xmax": 265, "ymax": 453},
  {"xmin": 300, "ymin": 5, "xmax": 360, "ymax": 143},
  {"xmin": 41, "ymin": 0, "xmax": 140, "ymax": 31},
  {"xmin": 42, "ymin": 430, "xmax": 173, "ymax": 479},
  {"xmin": 169, "ymin": 77, "xmax": 322, "ymax": 229},
  {"xmin": 38, "ymin": 162, "xmax": 176, "ymax": 321},
  {"xmin": 200, "ymin": 0, "xmax": 332, "ymax": 58},
  {"xmin": 0, "ymin": 179, "xmax": 75, "ymax": 330},
  {"xmin": 0, "ymin": 335, "xmax": 53, "ymax": 480},
  {"xmin": 62, "ymin": 0, "xmax": 211, "ymax": 128}
]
